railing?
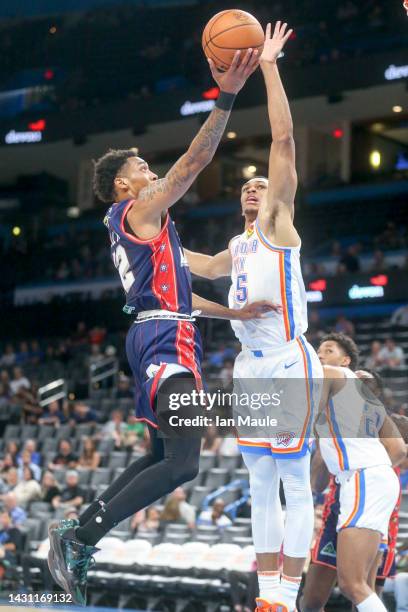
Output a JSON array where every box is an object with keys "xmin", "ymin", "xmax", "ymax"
[
  {"xmin": 38, "ymin": 378, "xmax": 67, "ymax": 407},
  {"xmin": 89, "ymin": 357, "xmax": 119, "ymax": 397}
]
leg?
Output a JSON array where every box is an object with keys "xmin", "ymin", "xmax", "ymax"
[
  {"xmin": 299, "ymin": 563, "xmax": 337, "ymax": 612},
  {"xmin": 79, "ymin": 426, "xmax": 164, "ymax": 526},
  {"xmin": 337, "ymin": 528, "xmax": 387, "ymax": 611},
  {"xmin": 275, "ymin": 453, "xmax": 315, "ymax": 610},
  {"xmin": 242, "ymin": 451, "xmax": 283, "ymax": 602}
]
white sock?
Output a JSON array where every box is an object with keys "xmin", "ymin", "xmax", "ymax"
[
  {"xmin": 357, "ymin": 593, "xmax": 387, "ymax": 611},
  {"xmin": 276, "ymin": 574, "xmax": 302, "ymax": 610},
  {"xmin": 257, "ymin": 571, "xmax": 280, "ymax": 601}
]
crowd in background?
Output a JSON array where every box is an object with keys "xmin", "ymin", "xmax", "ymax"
[{"xmin": 0, "ymin": 0, "xmax": 402, "ymax": 114}]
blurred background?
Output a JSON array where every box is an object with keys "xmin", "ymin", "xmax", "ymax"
[{"xmin": 0, "ymin": 0, "xmax": 407, "ymax": 610}]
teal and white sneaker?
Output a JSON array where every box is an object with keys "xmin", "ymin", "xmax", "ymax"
[
  {"xmin": 49, "ymin": 525, "xmax": 99, "ymax": 607},
  {"xmin": 47, "ymin": 519, "xmax": 79, "ymax": 590}
]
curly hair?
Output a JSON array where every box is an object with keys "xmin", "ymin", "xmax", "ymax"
[
  {"xmin": 319, "ymin": 332, "xmax": 360, "ymax": 371},
  {"xmin": 93, "ymin": 148, "xmax": 138, "ymax": 203}
]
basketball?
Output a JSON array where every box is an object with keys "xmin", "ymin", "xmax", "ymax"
[{"xmin": 202, "ymin": 9, "xmax": 264, "ymax": 72}]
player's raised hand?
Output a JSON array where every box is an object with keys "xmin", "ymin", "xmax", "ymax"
[
  {"xmin": 237, "ymin": 300, "xmax": 282, "ymax": 320},
  {"xmin": 208, "ymin": 48, "xmax": 259, "ymax": 94},
  {"xmin": 260, "ymin": 21, "xmax": 293, "ymax": 65}
]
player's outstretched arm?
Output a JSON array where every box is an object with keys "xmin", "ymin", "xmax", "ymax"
[
  {"xmin": 258, "ymin": 22, "xmax": 300, "ymax": 247},
  {"xmin": 134, "ymin": 50, "xmax": 259, "ymax": 218},
  {"xmin": 184, "ymin": 248, "xmax": 232, "ymax": 280},
  {"xmin": 192, "ymin": 293, "xmax": 281, "ymax": 320}
]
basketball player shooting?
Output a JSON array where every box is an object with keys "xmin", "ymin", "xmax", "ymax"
[
  {"xmin": 46, "ymin": 47, "xmax": 274, "ymax": 605},
  {"xmin": 186, "ymin": 22, "xmax": 324, "ymax": 611}
]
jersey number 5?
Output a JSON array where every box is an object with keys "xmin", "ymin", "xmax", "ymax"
[
  {"xmin": 235, "ymin": 273, "xmax": 248, "ymax": 303},
  {"xmin": 113, "ymin": 244, "xmax": 135, "ymax": 293}
]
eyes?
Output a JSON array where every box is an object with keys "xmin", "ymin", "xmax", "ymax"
[{"xmin": 242, "ymin": 183, "xmax": 267, "ymax": 194}]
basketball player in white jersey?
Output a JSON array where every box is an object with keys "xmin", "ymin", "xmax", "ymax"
[
  {"xmin": 185, "ymin": 22, "xmax": 323, "ymax": 611},
  {"xmin": 315, "ymin": 360, "xmax": 405, "ymax": 612}
]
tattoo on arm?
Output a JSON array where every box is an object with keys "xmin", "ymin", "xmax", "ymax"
[{"xmin": 138, "ymin": 108, "xmax": 230, "ymax": 204}]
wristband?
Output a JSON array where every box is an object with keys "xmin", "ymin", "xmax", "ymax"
[{"xmin": 215, "ymin": 91, "xmax": 236, "ymax": 111}]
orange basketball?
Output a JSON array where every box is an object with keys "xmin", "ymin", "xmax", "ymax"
[{"xmin": 202, "ymin": 9, "xmax": 264, "ymax": 72}]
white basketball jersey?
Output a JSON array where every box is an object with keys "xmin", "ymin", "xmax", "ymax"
[
  {"xmin": 228, "ymin": 220, "xmax": 308, "ymax": 349},
  {"xmin": 318, "ymin": 368, "xmax": 391, "ymax": 476}
]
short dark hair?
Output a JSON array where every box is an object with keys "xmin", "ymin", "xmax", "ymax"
[
  {"xmin": 319, "ymin": 332, "xmax": 360, "ymax": 371},
  {"xmin": 93, "ymin": 148, "xmax": 137, "ymax": 203}
]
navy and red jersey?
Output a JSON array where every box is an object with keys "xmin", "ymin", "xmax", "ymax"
[{"xmin": 104, "ymin": 199, "xmax": 192, "ymax": 315}]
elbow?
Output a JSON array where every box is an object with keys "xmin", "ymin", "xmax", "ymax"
[
  {"xmin": 273, "ymin": 131, "xmax": 294, "ymax": 145},
  {"xmin": 391, "ymin": 441, "xmax": 407, "ymax": 466}
]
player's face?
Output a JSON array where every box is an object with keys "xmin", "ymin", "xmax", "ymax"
[
  {"xmin": 241, "ymin": 178, "xmax": 268, "ymax": 216},
  {"xmin": 317, "ymin": 341, "xmax": 351, "ymax": 367},
  {"xmin": 117, "ymin": 156, "xmax": 158, "ymax": 196}
]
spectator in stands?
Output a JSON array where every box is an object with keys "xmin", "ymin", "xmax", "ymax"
[
  {"xmin": 370, "ymin": 249, "xmax": 387, "ymax": 272},
  {"xmin": 38, "ymin": 400, "xmax": 67, "ymax": 426},
  {"xmin": 77, "ymin": 437, "xmax": 100, "ymax": 470},
  {"xmin": 15, "ymin": 341, "xmax": 30, "ymax": 365},
  {"xmin": 69, "ymin": 401, "xmax": 97, "ymax": 426},
  {"xmin": 4, "ymin": 492, "xmax": 27, "ymax": 526},
  {"xmin": 391, "ymin": 304, "xmax": 408, "ymax": 327},
  {"xmin": 116, "ymin": 374, "xmax": 133, "ymax": 399},
  {"xmin": 338, "ymin": 244, "xmax": 361, "ymax": 273},
  {"xmin": 0, "ymin": 468, "xmax": 19, "ymax": 498},
  {"xmin": 48, "ymin": 439, "xmax": 78, "ymax": 470},
  {"xmin": 198, "ymin": 498, "xmax": 232, "ymax": 531},
  {"xmin": 220, "ymin": 359, "xmax": 234, "ymax": 389},
  {"xmin": 121, "ymin": 414, "xmax": 146, "ymax": 451},
  {"xmin": 40, "ymin": 471, "xmax": 60, "ymax": 507},
  {"xmin": 0, "ymin": 511, "xmax": 23, "ymax": 580},
  {"xmin": 70, "ymin": 321, "xmax": 88, "ymax": 345},
  {"xmin": 131, "ymin": 506, "xmax": 161, "ymax": 535},
  {"xmin": 20, "ymin": 383, "xmax": 43, "ymax": 425},
  {"xmin": 17, "ymin": 440, "xmax": 41, "ymax": 467},
  {"xmin": 365, "ymin": 340, "xmax": 383, "ymax": 369},
  {"xmin": 0, "ymin": 344, "xmax": 16, "ymax": 367},
  {"xmin": 378, "ymin": 338, "xmax": 405, "ymax": 368},
  {"xmin": 9, "ymin": 367, "xmax": 30, "ymax": 396},
  {"xmin": 52, "ymin": 470, "xmax": 85, "ymax": 510},
  {"xmin": 5, "ymin": 441, "xmax": 19, "ymax": 465},
  {"xmin": 0, "ymin": 382, "xmax": 9, "ymax": 409},
  {"xmin": 99, "ymin": 409, "xmax": 126, "ymax": 449},
  {"xmin": 29, "ymin": 340, "xmax": 44, "ymax": 365},
  {"xmin": 202, "ymin": 425, "xmax": 221, "ymax": 454},
  {"xmin": 17, "ymin": 450, "xmax": 41, "ymax": 482},
  {"xmin": 161, "ymin": 487, "xmax": 196, "ymax": 529},
  {"xmin": 0, "ymin": 454, "xmax": 18, "ymax": 481},
  {"xmin": 13, "ymin": 467, "xmax": 41, "ymax": 507},
  {"xmin": 334, "ymin": 314, "xmax": 355, "ymax": 337}
]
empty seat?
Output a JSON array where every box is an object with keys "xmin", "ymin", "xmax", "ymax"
[
  {"xmin": 21, "ymin": 425, "xmax": 38, "ymax": 440},
  {"xmin": 38, "ymin": 426, "xmax": 55, "ymax": 441},
  {"xmin": 4, "ymin": 425, "xmax": 20, "ymax": 439},
  {"xmin": 189, "ymin": 486, "xmax": 211, "ymax": 508},
  {"xmin": 90, "ymin": 468, "xmax": 112, "ymax": 488},
  {"xmin": 75, "ymin": 424, "xmax": 95, "ymax": 438},
  {"xmin": 98, "ymin": 438, "xmax": 116, "ymax": 454},
  {"xmin": 55, "ymin": 424, "xmax": 73, "ymax": 440},
  {"xmin": 222, "ymin": 526, "xmax": 251, "ymax": 543},
  {"xmin": 205, "ymin": 468, "xmax": 230, "ymax": 489},
  {"xmin": 108, "ymin": 453, "xmax": 128, "ymax": 469},
  {"xmin": 41, "ymin": 438, "xmax": 58, "ymax": 454},
  {"xmin": 199, "ymin": 452, "xmax": 217, "ymax": 473},
  {"xmin": 77, "ymin": 469, "xmax": 92, "ymax": 485},
  {"xmin": 218, "ymin": 455, "xmax": 241, "ymax": 471},
  {"xmin": 29, "ymin": 501, "xmax": 52, "ymax": 516},
  {"xmin": 114, "ymin": 538, "xmax": 152, "ymax": 565},
  {"xmin": 197, "ymin": 543, "xmax": 241, "ymax": 570},
  {"xmin": 145, "ymin": 542, "xmax": 182, "ymax": 567},
  {"xmin": 165, "ymin": 532, "xmax": 191, "ymax": 545}
]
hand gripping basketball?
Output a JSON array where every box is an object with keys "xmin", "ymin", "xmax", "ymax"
[{"xmin": 207, "ymin": 49, "xmax": 260, "ymax": 94}]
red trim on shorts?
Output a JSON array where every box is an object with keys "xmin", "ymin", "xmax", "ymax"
[
  {"xmin": 135, "ymin": 416, "xmax": 158, "ymax": 429},
  {"xmin": 175, "ymin": 321, "xmax": 202, "ymax": 390}
]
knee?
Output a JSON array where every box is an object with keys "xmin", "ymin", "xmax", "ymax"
[
  {"xmin": 168, "ymin": 456, "xmax": 199, "ymax": 489},
  {"xmin": 337, "ymin": 572, "xmax": 365, "ymax": 603}
]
